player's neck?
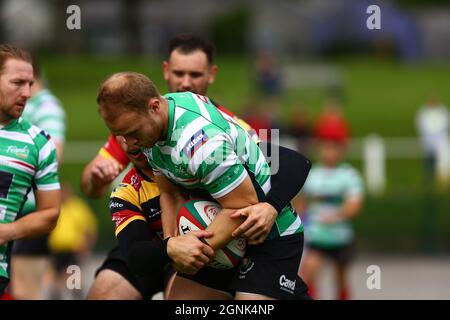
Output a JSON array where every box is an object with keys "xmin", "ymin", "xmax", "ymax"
[{"xmin": 160, "ymin": 98, "xmax": 170, "ymax": 141}]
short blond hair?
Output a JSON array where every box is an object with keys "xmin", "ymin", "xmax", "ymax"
[
  {"xmin": 0, "ymin": 44, "xmax": 32, "ymax": 74},
  {"xmin": 97, "ymin": 72, "xmax": 160, "ymax": 113}
]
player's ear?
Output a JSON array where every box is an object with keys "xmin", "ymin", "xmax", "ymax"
[
  {"xmin": 208, "ymin": 64, "xmax": 218, "ymax": 84},
  {"xmin": 162, "ymin": 61, "xmax": 170, "ymax": 81},
  {"xmin": 147, "ymin": 97, "xmax": 161, "ymax": 113}
]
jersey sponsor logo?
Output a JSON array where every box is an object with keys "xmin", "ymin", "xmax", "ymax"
[
  {"xmin": 279, "ymin": 275, "xmax": 296, "ymax": 294},
  {"xmin": 148, "ymin": 208, "xmax": 161, "ymax": 219},
  {"xmin": 39, "ymin": 130, "xmax": 51, "ymax": 140},
  {"xmin": 110, "ymin": 201, "xmax": 123, "ymax": 209},
  {"xmin": 130, "ymin": 174, "xmax": 141, "ymax": 191},
  {"xmin": 183, "ymin": 129, "xmax": 208, "ymax": 158},
  {"xmin": 6, "ymin": 145, "xmax": 29, "ymax": 159}
]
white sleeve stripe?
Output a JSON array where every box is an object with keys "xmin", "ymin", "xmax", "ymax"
[
  {"xmin": 174, "ymin": 107, "xmax": 187, "ymax": 124},
  {"xmin": 229, "ymin": 122, "xmax": 238, "ymax": 144},
  {"xmin": 261, "ymin": 177, "xmax": 271, "ymax": 195},
  {"xmin": 38, "ymin": 140, "xmax": 56, "ymax": 164},
  {"xmin": 36, "ymin": 183, "xmax": 60, "ymax": 191},
  {"xmin": 35, "ymin": 162, "xmax": 58, "ymax": 179},
  {"xmin": 201, "ymin": 153, "xmax": 240, "ymax": 185},
  {"xmin": 255, "ymin": 152, "xmax": 265, "ymax": 175},
  {"xmin": 0, "ymin": 130, "xmax": 34, "ymax": 144},
  {"xmin": 193, "ymin": 94, "xmax": 211, "ymax": 121},
  {"xmin": 210, "ymin": 169, "xmax": 248, "ymax": 199},
  {"xmin": 280, "ymin": 216, "xmax": 302, "ymax": 236}
]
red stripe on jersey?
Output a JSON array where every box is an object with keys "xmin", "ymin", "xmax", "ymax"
[
  {"xmin": 11, "ymin": 160, "xmax": 35, "ymax": 171},
  {"xmin": 112, "ymin": 209, "xmax": 145, "ymax": 230}
]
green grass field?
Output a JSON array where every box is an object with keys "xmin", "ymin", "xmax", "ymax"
[{"xmin": 40, "ymin": 55, "xmax": 450, "ymax": 252}]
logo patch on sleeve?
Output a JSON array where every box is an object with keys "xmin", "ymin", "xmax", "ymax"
[{"xmin": 183, "ymin": 129, "xmax": 208, "ymax": 158}]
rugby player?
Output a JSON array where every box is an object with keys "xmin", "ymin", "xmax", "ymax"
[
  {"xmin": 10, "ymin": 56, "xmax": 66, "ymax": 300},
  {"xmin": 297, "ymin": 135, "xmax": 364, "ymax": 300},
  {"xmin": 97, "ymin": 73, "xmax": 310, "ymax": 300},
  {"xmin": 0, "ymin": 45, "xmax": 60, "ymax": 298}
]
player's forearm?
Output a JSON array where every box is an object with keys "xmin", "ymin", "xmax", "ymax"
[
  {"xmin": 160, "ymin": 191, "xmax": 184, "ymax": 238},
  {"xmin": 1, "ymin": 208, "xmax": 60, "ymax": 241},
  {"xmin": 264, "ymin": 143, "xmax": 311, "ymax": 213},
  {"xmin": 204, "ymin": 208, "xmax": 245, "ymax": 250}
]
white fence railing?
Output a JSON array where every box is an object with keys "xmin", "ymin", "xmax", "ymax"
[{"xmin": 64, "ymin": 135, "xmax": 450, "ymax": 196}]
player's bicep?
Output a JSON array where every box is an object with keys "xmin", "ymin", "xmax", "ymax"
[
  {"xmin": 194, "ymin": 136, "xmax": 249, "ymax": 199},
  {"xmin": 216, "ymin": 175, "xmax": 258, "ymax": 209}
]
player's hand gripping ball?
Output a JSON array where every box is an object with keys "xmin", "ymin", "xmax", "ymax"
[{"xmin": 177, "ymin": 199, "xmax": 247, "ymax": 269}]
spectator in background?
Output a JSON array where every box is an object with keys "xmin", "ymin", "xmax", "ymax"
[
  {"xmin": 254, "ymin": 51, "xmax": 285, "ymax": 136},
  {"xmin": 416, "ymin": 95, "xmax": 449, "ymax": 180},
  {"xmin": 45, "ymin": 183, "xmax": 97, "ymax": 300},
  {"xmin": 295, "ymin": 131, "xmax": 364, "ymax": 300},
  {"xmin": 314, "ymin": 97, "xmax": 350, "ymax": 143},
  {"xmin": 255, "ymin": 50, "xmax": 283, "ymax": 98},
  {"xmin": 288, "ymin": 105, "xmax": 312, "ymax": 156}
]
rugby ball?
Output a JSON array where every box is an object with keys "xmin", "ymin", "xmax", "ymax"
[{"xmin": 177, "ymin": 199, "xmax": 247, "ymax": 269}]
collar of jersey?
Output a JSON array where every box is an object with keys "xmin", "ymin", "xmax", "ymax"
[
  {"xmin": 0, "ymin": 118, "xmax": 19, "ymax": 130},
  {"xmin": 157, "ymin": 97, "xmax": 175, "ymax": 146}
]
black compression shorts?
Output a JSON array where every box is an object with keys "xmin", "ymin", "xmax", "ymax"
[{"xmin": 95, "ymin": 246, "xmax": 174, "ymax": 300}]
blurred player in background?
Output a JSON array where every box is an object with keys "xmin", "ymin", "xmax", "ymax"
[
  {"xmin": 416, "ymin": 94, "xmax": 449, "ymax": 182},
  {"xmin": 0, "ymin": 45, "xmax": 61, "ymax": 299},
  {"xmin": 296, "ymin": 131, "xmax": 364, "ymax": 300},
  {"xmin": 10, "ymin": 54, "xmax": 66, "ymax": 300}
]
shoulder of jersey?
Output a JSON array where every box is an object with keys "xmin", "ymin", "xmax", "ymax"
[
  {"xmin": 121, "ymin": 167, "xmax": 144, "ymax": 192},
  {"xmin": 18, "ymin": 118, "xmax": 51, "ymax": 141}
]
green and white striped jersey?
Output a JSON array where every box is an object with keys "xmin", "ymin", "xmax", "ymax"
[
  {"xmin": 302, "ymin": 163, "xmax": 364, "ymax": 247},
  {"xmin": 22, "ymin": 89, "xmax": 66, "ymax": 142},
  {"xmin": 143, "ymin": 92, "xmax": 303, "ymax": 240},
  {"xmin": 0, "ymin": 117, "xmax": 60, "ymax": 278},
  {"xmin": 21, "ymin": 89, "xmax": 65, "ymax": 214}
]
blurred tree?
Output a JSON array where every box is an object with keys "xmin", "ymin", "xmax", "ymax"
[{"xmin": 209, "ymin": 5, "xmax": 251, "ymax": 54}]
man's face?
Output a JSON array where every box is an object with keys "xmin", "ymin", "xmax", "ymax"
[
  {"xmin": 116, "ymin": 136, "xmax": 149, "ymax": 170},
  {"xmin": 319, "ymin": 141, "xmax": 345, "ymax": 167},
  {"xmin": 100, "ymin": 104, "xmax": 163, "ymax": 150},
  {"xmin": 0, "ymin": 59, "xmax": 33, "ymax": 123},
  {"xmin": 163, "ymin": 49, "xmax": 217, "ymax": 95}
]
